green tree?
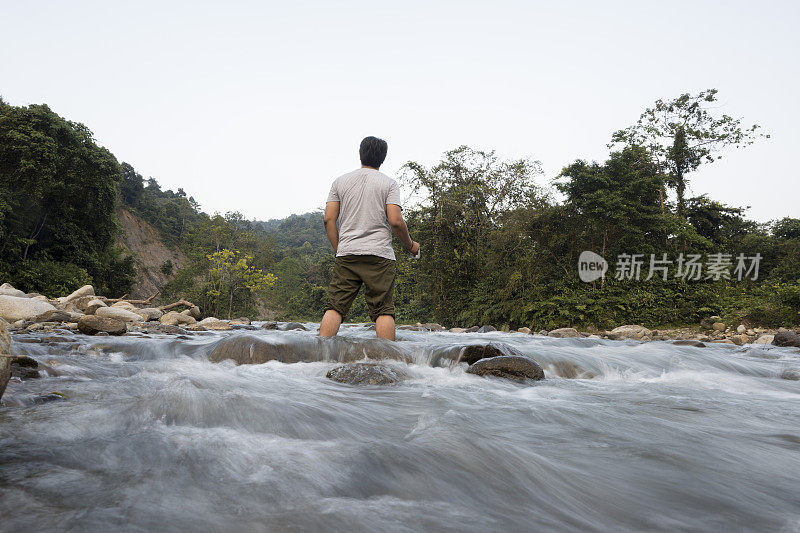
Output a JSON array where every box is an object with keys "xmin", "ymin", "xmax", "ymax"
[{"xmin": 610, "ymin": 88, "xmax": 767, "ymax": 215}]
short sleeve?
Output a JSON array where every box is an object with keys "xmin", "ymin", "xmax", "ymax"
[
  {"xmin": 386, "ymin": 179, "xmax": 401, "ymax": 208},
  {"xmin": 326, "ymin": 180, "xmax": 339, "ymax": 203}
]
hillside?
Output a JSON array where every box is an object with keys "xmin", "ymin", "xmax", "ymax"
[{"xmin": 117, "ymin": 208, "xmax": 186, "ymax": 300}]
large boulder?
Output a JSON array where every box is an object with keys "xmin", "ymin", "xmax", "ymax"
[
  {"xmin": 209, "ymin": 335, "xmax": 409, "ymax": 365},
  {"xmin": 754, "ymin": 334, "xmax": 775, "ymax": 345},
  {"xmin": 548, "ymin": 327, "xmax": 580, "ymax": 338},
  {"xmin": 772, "ymin": 331, "xmax": 800, "ymax": 348},
  {"xmin": 606, "ymin": 325, "xmax": 652, "ymax": 340},
  {"xmin": 160, "ymin": 311, "xmax": 196, "ymax": 326},
  {"xmin": 62, "ymin": 285, "xmax": 95, "ymax": 303},
  {"xmin": 95, "ymin": 306, "xmax": 144, "ymax": 322},
  {"xmin": 0, "ymin": 283, "xmax": 27, "ymax": 298},
  {"xmin": 0, "ymin": 295, "xmax": 57, "ymax": 322},
  {"xmin": 467, "ymin": 355, "xmax": 545, "ymax": 381},
  {"xmin": 326, "ymin": 362, "xmax": 406, "ymax": 385},
  {"xmin": 77, "ymin": 315, "xmax": 127, "ymax": 336}
]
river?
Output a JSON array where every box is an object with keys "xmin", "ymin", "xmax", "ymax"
[{"xmin": 1, "ymin": 325, "xmax": 799, "ymax": 532}]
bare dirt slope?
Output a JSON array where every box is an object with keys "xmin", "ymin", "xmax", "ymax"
[{"xmin": 117, "ymin": 208, "xmax": 186, "ymax": 300}]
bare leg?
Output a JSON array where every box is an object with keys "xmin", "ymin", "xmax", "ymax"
[
  {"xmin": 375, "ymin": 315, "xmax": 396, "ymax": 341},
  {"xmin": 319, "ymin": 310, "xmax": 342, "ymax": 337}
]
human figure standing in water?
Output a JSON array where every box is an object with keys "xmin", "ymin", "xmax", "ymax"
[{"xmin": 319, "ymin": 136, "xmax": 420, "ymax": 340}]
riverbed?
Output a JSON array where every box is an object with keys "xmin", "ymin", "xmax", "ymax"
[{"xmin": 1, "ymin": 325, "xmax": 799, "ymax": 532}]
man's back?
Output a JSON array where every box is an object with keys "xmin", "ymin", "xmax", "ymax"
[{"xmin": 327, "ymin": 168, "xmax": 401, "ymax": 260}]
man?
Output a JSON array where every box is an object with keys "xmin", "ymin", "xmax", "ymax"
[{"xmin": 319, "ymin": 136, "xmax": 420, "ymax": 340}]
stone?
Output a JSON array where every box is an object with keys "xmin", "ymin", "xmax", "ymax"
[
  {"xmin": 465, "ymin": 326, "xmax": 480, "ymax": 333},
  {"xmin": 198, "ymin": 317, "xmax": 232, "ymax": 330},
  {"xmin": 261, "ymin": 321, "xmax": 279, "ymax": 330},
  {"xmin": 517, "ymin": 327, "xmax": 531, "ymax": 334},
  {"xmin": 210, "ymin": 335, "xmax": 409, "ymax": 365},
  {"xmin": 548, "ymin": 327, "xmax": 580, "ymax": 338},
  {"xmin": 33, "ymin": 309, "xmax": 73, "ymax": 323},
  {"xmin": 229, "ymin": 317, "xmax": 250, "ymax": 325},
  {"xmin": 477, "ymin": 325, "xmax": 496, "ymax": 333},
  {"xmin": 137, "ymin": 307, "xmax": 163, "ymax": 321},
  {"xmin": 754, "ymin": 334, "xmax": 775, "ymax": 345},
  {"xmin": 0, "ymin": 283, "xmax": 27, "ymax": 297},
  {"xmin": 159, "ymin": 311, "xmax": 196, "ymax": 326},
  {"xmin": 712, "ymin": 339, "xmax": 736, "ymax": 345},
  {"xmin": 449, "ymin": 327, "xmax": 466, "ymax": 333},
  {"xmin": 95, "ymin": 306, "xmax": 144, "ymax": 322},
  {"xmin": 0, "ymin": 295, "xmax": 57, "ymax": 322},
  {"xmin": 736, "ymin": 324, "xmax": 746, "ymax": 334},
  {"xmin": 772, "ymin": 331, "xmax": 800, "ymax": 348},
  {"xmin": 712, "ymin": 322, "xmax": 726, "ymax": 332},
  {"xmin": 62, "ymin": 285, "xmax": 95, "ymax": 303},
  {"xmin": 730, "ymin": 334, "xmax": 749, "ymax": 346},
  {"xmin": 439, "ymin": 342, "xmax": 524, "ymax": 366},
  {"xmin": 422, "ymin": 323, "xmax": 445, "ymax": 332},
  {"xmin": 673, "ymin": 340, "xmax": 706, "ymax": 347},
  {"xmin": 607, "ymin": 325, "xmax": 652, "ymax": 341},
  {"xmin": 151, "ymin": 324, "xmax": 188, "ymax": 335},
  {"xmin": 281, "ymin": 322, "xmax": 307, "ymax": 331},
  {"xmin": 84, "ymin": 299, "xmax": 107, "ymax": 315},
  {"xmin": 466, "ymin": 355, "xmax": 545, "ymax": 381},
  {"xmin": 700, "ymin": 316, "xmax": 722, "ymax": 330},
  {"xmin": 326, "ymin": 362, "xmax": 406, "ymax": 385},
  {"xmin": 187, "ymin": 306, "xmax": 202, "ymax": 320},
  {"xmin": 77, "ymin": 315, "xmax": 127, "ymax": 336},
  {"xmin": 10, "ymin": 355, "xmax": 40, "ymax": 380}
]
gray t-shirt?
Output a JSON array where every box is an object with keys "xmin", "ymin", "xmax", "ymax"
[{"xmin": 326, "ymin": 168, "xmax": 401, "ymax": 260}]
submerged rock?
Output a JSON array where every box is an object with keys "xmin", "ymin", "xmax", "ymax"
[
  {"xmin": 261, "ymin": 321, "xmax": 279, "ymax": 330},
  {"xmin": 673, "ymin": 340, "xmax": 706, "ymax": 347},
  {"xmin": 326, "ymin": 362, "xmax": 406, "ymax": 385},
  {"xmin": 467, "ymin": 355, "xmax": 545, "ymax": 381},
  {"xmin": 434, "ymin": 342, "xmax": 524, "ymax": 366},
  {"xmin": 477, "ymin": 325, "xmax": 496, "ymax": 333},
  {"xmin": 209, "ymin": 335, "xmax": 409, "ymax": 365},
  {"xmin": 77, "ymin": 315, "xmax": 127, "ymax": 336},
  {"xmin": 772, "ymin": 331, "xmax": 800, "ymax": 348},
  {"xmin": 281, "ymin": 322, "xmax": 307, "ymax": 331}
]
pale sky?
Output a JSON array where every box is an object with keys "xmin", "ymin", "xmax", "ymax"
[{"xmin": 2, "ymin": 0, "xmax": 797, "ymax": 222}]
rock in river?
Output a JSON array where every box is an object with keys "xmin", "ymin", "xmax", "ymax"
[
  {"xmin": 772, "ymin": 331, "xmax": 800, "ymax": 348},
  {"xmin": 326, "ymin": 362, "xmax": 406, "ymax": 385},
  {"xmin": 1, "ymin": 318, "xmax": 12, "ymax": 400},
  {"xmin": 78, "ymin": 315, "xmax": 127, "ymax": 336},
  {"xmin": 0, "ymin": 295, "xmax": 57, "ymax": 322},
  {"xmin": 96, "ymin": 306, "xmax": 144, "ymax": 322},
  {"xmin": 548, "ymin": 328, "xmax": 580, "ymax": 338},
  {"xmin": 466, "ymin": 355, "xmax": 545, "ymax": 381}
]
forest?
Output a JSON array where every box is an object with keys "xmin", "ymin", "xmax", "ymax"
[{"xmin": 1, "ymin": 91, "xmax": 799, "ymax": 329}]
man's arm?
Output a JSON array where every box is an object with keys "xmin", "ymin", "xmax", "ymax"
[
  {"xmin": 323, "ymin": 201, "xmax": 340, "ymax": 253},
  {"xmin": 386, "ymin": 204, "xmax": 420, "ymax": 255}
]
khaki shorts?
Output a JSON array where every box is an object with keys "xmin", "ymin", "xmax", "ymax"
[{"xmin": 326, "ymin": 255, "xmax": 396, "ymax": 322}]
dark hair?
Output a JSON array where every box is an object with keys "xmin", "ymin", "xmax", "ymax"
[{"xmin": 359, "ymin": 136, "xmax": 388, "ymax": 169}]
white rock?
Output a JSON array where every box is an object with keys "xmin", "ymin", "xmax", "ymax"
[
  {"xmin": 62, "ymin": 285, "xmax": 95, "ymax": 303},
  {"xmin": 112, "ymin": 301, "xmax": 137, "ymax": 310},
  {"xmin": 607, "ymin": 325, "xmax": 652, "ymax": 340},
  {"xmin": 160, "ymin": 311, "xmax": 196, "ymax": 326},
  {"xmin": 736, "ymin": 325, "xmax": 746, "ymax": 334},
  {"xmin": 84, "ymin": 299, "xmax": 107, "ymax": 315},
  {"xmin": 449, "ymin": 327, "xmax": 466, "ymax": 333},
  {"xmin": 754, "ymin": 334, "xmax": 774, "ymax": 344},
  {"xmin": 548, "ymin": 328, "xmax": 580, "ymax": 338},
  {"xmin": 198, "ymin": 317, "xmax": 232, "ymax": 330},
  {"xmin": 517, "ymin": 327, "xmax": 531, "ymax": 334},
  {"xmin": 95, "ymin": 306, "xmax": 143, "ymax": 322},
  {"xmin": 0, "ymin": 295, "xmax": 57, "ymax": 322},
  {"xmin": 0, "ymin": 283, "xmax": 27, "ymax": 298}
]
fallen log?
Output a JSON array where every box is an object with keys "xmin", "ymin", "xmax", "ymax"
[
  {"xmin": 100, "ymin": 292, "xmax": 159, "ymax": 305},
  {"xmin": 158, "ymin": 299, "xmax": 197, "ymax": 312}
]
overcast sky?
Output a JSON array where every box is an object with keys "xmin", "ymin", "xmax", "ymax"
[{"xmin": 2, "ymin": 0, "xmax": 797, "ymax": 222}]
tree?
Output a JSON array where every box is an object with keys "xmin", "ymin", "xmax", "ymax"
[
  {"xmin": 204, "ymin": 249, "xmax": 276, "ymax": 319},
  {"xmin": 610, "ymin": 89, "xmax": 767, "ymax": 215}
]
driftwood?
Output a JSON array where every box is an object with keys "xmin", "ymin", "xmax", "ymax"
[
  {"xmin": 100, "ymin": 292, "xmax": 159, "ymax": 305},
  {"xmin": 158, "ymin": 299, "xmax": 197, "ymax": 312}
]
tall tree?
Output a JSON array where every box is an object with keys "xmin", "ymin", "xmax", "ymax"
[{"xmin": 609, "ymin": 88, "xmax": 767, "ymax": 215}]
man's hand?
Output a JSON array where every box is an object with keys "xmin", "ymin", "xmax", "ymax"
[{"xmin": 409, "ymin": 241, "xmax": 420, "ymax": 255}]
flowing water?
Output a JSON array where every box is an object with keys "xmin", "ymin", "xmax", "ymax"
[{"xmin": 1, "ymin": 325, "xmax": 800, "ymax": 532}]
